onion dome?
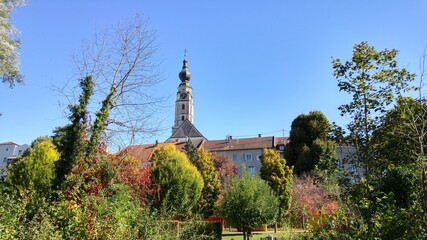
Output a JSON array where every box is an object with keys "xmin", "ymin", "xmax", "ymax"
[{"xmin": 179, "ymin": 51, "xmax": 191, "ymax": 82}]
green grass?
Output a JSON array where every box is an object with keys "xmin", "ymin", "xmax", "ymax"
[
  {"xmin": 221, "ymin": 229, "xmax": 306, "ymax": 240},
  {"xmin": 222, "ymin": 233, "xmax": 273, "ymax": 240}
]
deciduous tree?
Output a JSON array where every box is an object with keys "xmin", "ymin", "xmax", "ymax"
[
  {"xmin": 332, "ymin": 41, "xmax": 415, "ymax": 178},
  {"xmin": 220, "ymin": 167, "xmax": 278, "ymax": 240},
  {"xmin": 0, "ymin": 0, "xmax": 25, "ymax": 88},
  {"xmin": 68, "ymin": 16, "xmax": 164, "ymax": 150},
  {"xmin": 211, "ymin": 152, "xmax": 236, "ymax": 184}
]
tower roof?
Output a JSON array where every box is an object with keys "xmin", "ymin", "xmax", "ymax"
[
  {"xmin": 179, "ymin": 50, "xmax": 191, "ymax": 82},
  {"xmin": 167, "ymin": 119, "xmax": 205, "ymax": 142}
]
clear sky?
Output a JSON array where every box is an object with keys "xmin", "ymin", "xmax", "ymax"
[{"xmin": 1, "ymin": 0, "xmax": 427, "ymax": 148}]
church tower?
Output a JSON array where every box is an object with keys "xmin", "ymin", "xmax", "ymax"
[{"xmin": 172, "ymin": 52, "xmax": 194, "ymax": 134}]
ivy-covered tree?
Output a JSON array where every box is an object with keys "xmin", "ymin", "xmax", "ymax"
[
  {"xmin": 6, "ymin": 137, "xmax": 59, "ymax": 197},
  {"xmin": 0, "ymin": 0, "xmax": 25, "ymax": 88},
  {"xmin": 259, "ymin": 148, "xmax": 293, "ymax": 224},
  {"xmin": 220, "ymin": 167, "xmax": 279, "ymax": 240},
  {"xmin": 71, "ymin": 16, "xmax": 164, "ymax": 149},
  {"xmin": 53, "ymin": 76, "xmax": 93, "ymax": 188},
  {"xmin": 285, "ymin": 110, "xmax": 332, "ymax": 173},
  {"xmin": 192, "ymin": 147, "xmax": 221, "ymax": 218},
  {"xmin": 332, "ymin": 41, "xmax": 415, "ymax": 178},
  {"xmin": 150, "ymin": 145, "xmax": 203, "ymax": 217}
]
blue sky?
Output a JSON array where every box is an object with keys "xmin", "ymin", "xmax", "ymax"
[{"xmin": 1, "ymin": 0, "xmax": 427, "ymax": 147}]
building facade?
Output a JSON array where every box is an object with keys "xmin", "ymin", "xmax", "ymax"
[
  {"xmin": 0, "ymin": 141, "xmax": 29, "ymax": 178},
  {"xmin": 203, "ymin": 136, "xmax": 288, "ymax": 174}
]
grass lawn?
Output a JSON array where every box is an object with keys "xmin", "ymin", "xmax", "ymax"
[
  {"xmin": 221, "ymin": 229, "xmax": 305, "ymax": 240},
  {"xmin": 222, "ymin": 233, "xmax": 273, "ymax": 240}
]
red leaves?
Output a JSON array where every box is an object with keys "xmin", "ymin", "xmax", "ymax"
[
  {"xmin": 109, "ymin": 153, "xmax": 159, "ymax": 205},
  {"xmin": 291, "ymin": 173, "xmax": 339, "ymax": 216}
]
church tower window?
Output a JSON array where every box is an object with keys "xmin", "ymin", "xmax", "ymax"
[
  {"xmin": 182, "ymin": 104, "xmax": 185, "ymax": 110},
  {"xmin": 182, "ymin": 116, "xmax": 185, "ymax": 121}
]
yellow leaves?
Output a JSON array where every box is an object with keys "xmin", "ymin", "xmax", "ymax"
[{"xmin": 6, "ymin": 138, "xmax": 60, "ymax": 196}]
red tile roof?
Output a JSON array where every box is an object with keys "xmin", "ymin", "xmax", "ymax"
[
  {"xmin": 120, "ymin": 137, "xmax": 288, "ymax": 161},
  {"xmin": 0, "ymin": 141, "xmax": 18, "ymax": 145},
  {"xmin": 202, "ymin": 136, "xmax": 288, "ymax": 152}
]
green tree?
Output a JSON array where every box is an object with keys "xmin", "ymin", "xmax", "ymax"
[
  {"xmin": 150, "ymin": 144, "xmax": 203, "ymax": 217},
  {"xmin": 193, "ymin": 147, "xmax": 221, "ymax": 218},
  {"xmin": 332, "ymin": 41, "xmax": 415, "ymax": 178},
  {"xmin": 259, "ymin": 148, "xmax": 293, "ymax": 224},
  {"xmin": 325, "ymin": 42, "xmax": 426, "ymax": 239},
  {"xmin": 285, "ymin": 110, "xmax": 332, "ymax": 173},
  {"xmin": 220, "ymin": 167, "xmax": 279, "ymax": 240},
  {"xmin": 183, "ymin": 139, "xmax": 198, "ymax": 164},
  {"xmin": 6, "ymin": 137, "xmax": 59, "ymax": 197},
  {"xmin": 371, "ymin": 96, "xmax": 427, "ymax": 233},
  {"xmin": 53, "ymin": 76, "xmax": 93, "ymax": 188},
  {"xmin": 0, "ymin": 0, "xmax": 25, "ymax": 88},
  {"xmin": 313, "ymin": 138, "xmax": 339, "ymax": 193},
  {"xmin": 372, "ymin": 97, "xmax": 427, "ymax": 167}
]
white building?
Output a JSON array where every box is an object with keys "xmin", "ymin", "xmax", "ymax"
[
  {"xmin": 0, "ymin": 141, "xmax": 29, "ymax": 178},
  {"xmin": 336, "ymin": 145, "xmax": 364, "ymax": 181}
]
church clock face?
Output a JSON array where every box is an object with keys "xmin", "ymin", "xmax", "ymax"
[{"xmin": 180, "ymin": 92, "xmax": 188, "ymax": 99}]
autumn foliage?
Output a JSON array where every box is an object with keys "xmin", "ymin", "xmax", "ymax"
[
  {"xmin": 290, "ymin": 173, "xmax": 339, "ymax": 229},
  {"xmin": 110, "ymin": 153, "xmax": 159, "ymax": 205}
]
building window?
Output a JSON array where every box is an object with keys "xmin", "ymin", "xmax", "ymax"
[
  {"xmin": 3, "ymin": 157, "xmax": 6, "ymax": 163},
  {"xmin": 6, "ymin": 148, "xmax": 8, "ymax": 151},
  {"xmin": 256, "ymin": 155, "xmax": 260, "ymax": 161},
  {"xmin": 232, "ymin": 154, "xmax": 237, "ymax": 161},
  {"xmin": 248, "ymin": 166, "xmax": 255, "ymax": 174},
  {"xmin": 245, "ymin": 154, "xmax": 252, "ymax": 161},
  {"xmin": 181, "ymin": 116, "xmax": 185, "ymax": 121},
  {"xmin": 182, "ymin": 104, "xmax": 185, "ymax": 110},
  {"xmin": 351, "ymin": 165, "xmax": 357, "ymax": 173},
  {"xmin": 18, "ymin": 150, "xmax": 22, "ymax": 155}
]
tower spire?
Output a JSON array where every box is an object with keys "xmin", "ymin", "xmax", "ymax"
[
  {"xmin": 173, "ymin": 51, "xmax": 194, "ymax": 134},
  {"xmin": 179, "ymin": 49, "xmax": 191, "ymax": 82}
]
